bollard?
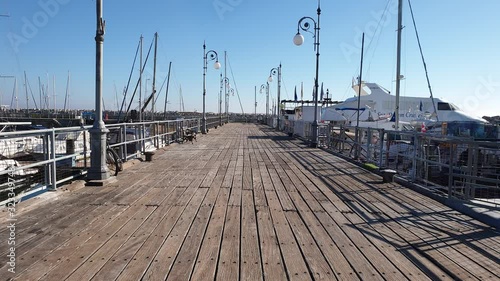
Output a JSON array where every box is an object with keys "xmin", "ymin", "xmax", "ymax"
[
  {"xmin": 144, "ymin": 151, "xmax": 155, "ymax": 162},
  {"xmin": 380, "ymin": 169, "xmax": 397, "ymax": 183}
]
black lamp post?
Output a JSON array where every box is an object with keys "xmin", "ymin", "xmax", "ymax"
[
  {"xmin": 260, "ymin": 83, "xmax": 269, "ymax": 123},
  {"xmin": 219, "ymin": 75, "xmax": 230, "ymax": 126},
  {"xmin": 268, "ymin": 64, "xmax": 282, "ymax": 130},
  {"xmin": 202, "ymin": 42, "xmax": 221, "ymax": 134},
  {"xmin": 293, "ymin": 0, "xmax": 321, "ymax": 148}
]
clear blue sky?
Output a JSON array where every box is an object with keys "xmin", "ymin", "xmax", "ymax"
[{"xmin": 1, "ymin": 0, "xmax": 500, "ymax": 117}]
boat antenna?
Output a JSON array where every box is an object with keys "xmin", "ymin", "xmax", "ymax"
[{"xmin": 407, "ymin": 0, "xmax": 438, "ymax": 121}]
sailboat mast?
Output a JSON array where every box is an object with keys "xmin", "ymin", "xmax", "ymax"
[
  {"xmin": 38, "ymin": 76, "xmax": 42, "ymax": 111},
  {"xmin": 24, "ymin": 71, "xmax": 29, "ymax": 112},
  {"xmin": 139, "ymin": 35, "xmax": 143, "ymax": 122},
  {"xmin": 53, "ymin": 75, "xmax": 56, "ymax": 114},
  {"xmin": 163, "ymin": 61, "xmax": 172, "ymax": 119},
  {"xmin": 14, "ymin": 78, "xmax": 18, "ymax": 111},
  {"xmin": 151, "ymin": 32, "xmax": 158, "ymax": 120},
  {"xmin": 395, "ymin": 0, "xmax": 403, "ymax": 130}
]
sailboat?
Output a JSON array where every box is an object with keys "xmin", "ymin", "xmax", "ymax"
[{"xmin": 322, "ymin": 0, "xmax": 488, "ymax": 132}]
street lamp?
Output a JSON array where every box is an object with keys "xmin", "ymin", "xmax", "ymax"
[
  {"xmin": 268, "ymin": 64, "xmax": 281, "ymax": 130},
  {"xmin": 88, "ymin": 0, "xmax": 110, "ymax": 182},
  {"xmin": 260, "ymin": 83, "xmax": 269, "ymax": 123},
  {"xmin": 202, "ymin": 42, "xmax": 221, "ymax": 134},
  {"xmin": 294, "ymin": 0, "xmax": 321, "ymax": 148},
  {"xmin": 219, "ymin": 75, "xmax": 230, "ymax": 126}
]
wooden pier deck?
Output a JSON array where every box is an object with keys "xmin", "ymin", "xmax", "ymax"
[{"xmin": 1, "ymin": 123, "xmax": 499, "ymax": 280}]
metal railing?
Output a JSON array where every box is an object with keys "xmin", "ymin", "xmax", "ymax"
[
  {"xmin": 0, "ymin": 118, "xmax": 200, "ymax": 205},
  {"xmin": 273, "ymin": 117, "xmax": 499, "ymax": 211},
  {"xmin": 325, "ymin": 125, "xmax": 500, "ymax": 210}
]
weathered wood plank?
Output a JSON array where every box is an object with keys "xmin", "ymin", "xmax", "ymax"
[
  {"xmin": 190, "ymin": 188, "xmax": 230, "ymax": 280},
  {"xmin": 256, "ymin": 206, "xmax": 287, "ymax": 281},
  {"xmin": 265, "ymin": 190, "xmax": 311, "ymax": 280},
  {"xmin": 240, "ymin": 189, "xmax": 263, "ymax": 281},
  {"xmin": 216, "ymin": 204, "xmax": 241, "ymax": 281}
]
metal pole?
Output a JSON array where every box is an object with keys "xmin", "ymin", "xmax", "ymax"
[
  {"xmin": 355, "ymin": 33, "xmax": 365, "ymax": 159},
  {"xmin": 277, "ymin": 63, "xmax": 282, "ymax": 130},
  {"xmin": 225, "ymin": 51, "xmax": 228, "ymax": 123},
  {"xmin": 254, "ymin": 85, "xmax": 257, "ymax": 119},
  {"xmin": 88, "ymin": 0, "xmax": 109, "ymax": 181},
  {"xmin": 139, "ymin": 35, "xmax": 143, "ymax": 122},
  {"xmin": 395, "ymin": 0, "xmax": 403, "ymax": 130},
  {"xmin": 266, "ymin": 82, "xmax": 269, "ymax": 122},
  {"xmin": 152, "ymin": 32, "xmax": 158, "ymax": 120},
  {"xmin": 311, "ymin": 1, "xmax": 321, "ymax": 148},
  {"xmin": 202, "ymin": 42, "xmax": 207, "ymax": 134},
  {"xmin": 219, "ymin": 73, "xmax": 223, "ymax": 126}
]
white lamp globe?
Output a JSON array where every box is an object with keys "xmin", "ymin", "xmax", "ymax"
[
  {"xmin": 268, "ymin": 76, "xmax": 273, "ymax": 83},
  {"xmin": 293, "ymin": 33, "xmax": 304, "ymax": 46},
  {"xmin": 214, "ymin": 61, "xmax": 221, "ymax": 70}
]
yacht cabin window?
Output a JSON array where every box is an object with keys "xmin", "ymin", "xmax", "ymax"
[{"xmin": 437, "ymin": 102, "xmax": 458, "ymax": 111}]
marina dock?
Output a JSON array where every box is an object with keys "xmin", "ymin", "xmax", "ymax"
[{"xmin": 1, "ymin": 123, "xmax": 499, "ymax": 280}]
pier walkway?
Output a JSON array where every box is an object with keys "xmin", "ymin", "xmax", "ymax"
[{"xmin": 1, "ymin": 123, "xmax": 499, "ymax": 280}]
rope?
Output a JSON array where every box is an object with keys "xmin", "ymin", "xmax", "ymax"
[
  {"xmin": 227, "ymin": 54, "xmax": 244, "ymax": 114},
  {"xmin": 407, "ymin": 0, "xmax": 438, "ymax": 120}
]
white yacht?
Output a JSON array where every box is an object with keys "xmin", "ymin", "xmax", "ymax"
[{"xmin": 321, "ymin": 81, "xmax": 488, "ymax": 130}]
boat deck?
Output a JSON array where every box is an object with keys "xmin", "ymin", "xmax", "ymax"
[{"xmin": 1, "ymin": 123, "xmax": 498, "ymax": 280}]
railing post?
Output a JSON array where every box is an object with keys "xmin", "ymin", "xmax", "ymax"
[
  {"xmin": 43, "ymin": 132, "xmax": 50, "ymax": 189},
  {"xmin": 155, "ymin": 121, "xmax": 160, "ymax": 148},
  {"xmin": 411, "ymin": 131, "xmax": 418, "ymax": 181},
  {"xmin": 50, "ymin": 129, "xmax": 57, "ymax": 190},
  {"xmin": 122, "ymin": 123, "xmax": 128, "ymax": 160},
  {"xmin": 83, "ymin": 128, "xmax": 88, "ymax": 168},
  {"xmin": 378, "ymin": 129, "xmax": 385, "ymax": 168},
  {"xmin": 448, "ymin": 141, "xmax": 454, "ymax": 199},
  {"xmin": 367, "ymin": 127, "xmax": 372, "ymax": 162}
]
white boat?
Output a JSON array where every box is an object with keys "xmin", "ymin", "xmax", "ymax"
[
  {"xmin": 0, "ymin": 122, "xmax": 42, "ymax": 159},
  {"xmin": 31, "ymin": 130, "xmax": 90, "ymax": 160},
  {"xmin": 322, "ymin": 81, "xmax": 488, "ymax": 130}
]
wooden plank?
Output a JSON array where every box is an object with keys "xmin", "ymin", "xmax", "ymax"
[
  {"xmin": 36, "ymin": 187, "xmax": 164, "ymax": 281},
  {"xmin": 190, "ymin": 188, "xmax": 230, "ymax": 280},
  {"xmin": 285, "ymin": 211, "xmax": 337, "ymax": 280},
  {"xmin": 348, "ymin": 201, "xmax": 452, "ymax": 280},
  {"xmin": 7, "ymin": 204, "xmax": 126, "ymax": 277},
  {"xmin": 141, "ymin": 188, "xmax": 208, "ymax": 280},
  {"xmin": 84, "ymin": 187, "xmax": 185, "ymax": 281},
  {"xmin": 343, "ymin": 181, "xmax": 482, "ymax": 281},
  {"xmin": 265, "ymin": 190, "xmax": 311, "ymax": 280},
  {"xmin": 113, "ymin": 187, "xmax": 198, "ymax": 281},
  {"xmin": 43, "ymin": 205, "xmax": 158, "ymax": 281},
  {"xmin": 240, "ymin": 189, "xmax": 263, "ymax": 281},
  {"xmin": 221, "ymin": 160, "xmax": 236, "ymax": 188},
  {"xmin": 267, "ymin": 167, "xmax": 296, "ymax": 211},
  {"xmin": 165, "ymin": 202, "xmax": 214, "ymax": 280},
  {"xmin": 216, "ymin": 204, "xmax": 241, "ymax": 281},
  {"xmin": 12, "ymin": 183, "xmax": 161, "ymax": 281},
  {"xmin": 256, "ymin": 206, "xmax": 287, "ymax": 281}
]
